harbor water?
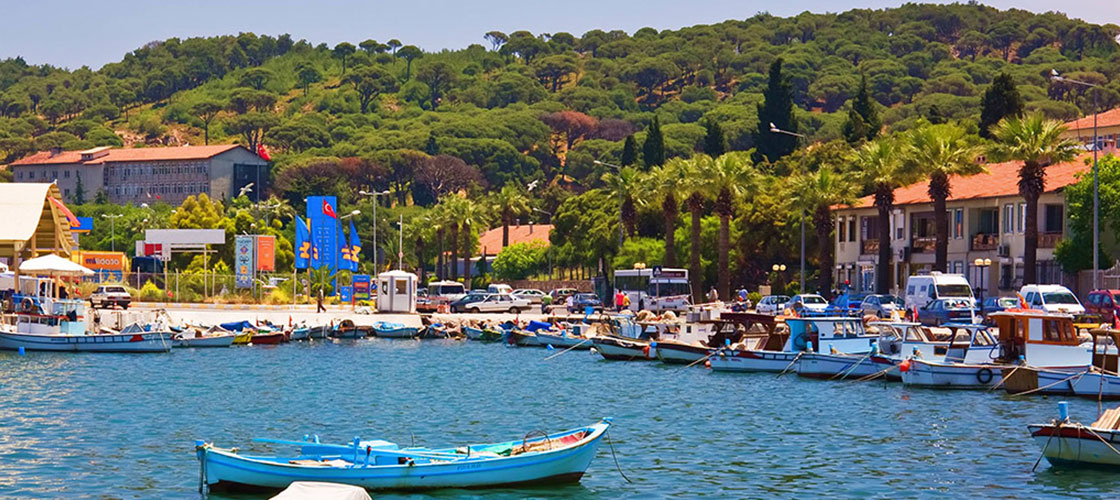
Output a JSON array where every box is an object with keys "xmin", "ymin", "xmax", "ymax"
[{"xmin": 2, "ymin": 339, "xmax": 1119, "ymax": 499}]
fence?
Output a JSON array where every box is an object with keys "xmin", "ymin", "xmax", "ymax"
[{"xmin": 77, "ymin": 272, "xmax": 339, "ymax": 305}]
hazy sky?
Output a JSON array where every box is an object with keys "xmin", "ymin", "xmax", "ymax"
[{"xmin": 5, "ymin": 1, "xmax": 1119, "ymax": 69}]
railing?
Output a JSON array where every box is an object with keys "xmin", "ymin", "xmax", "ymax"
[
  {"xmin": 911, "ymin": 236, "xmax": 936, "ymax": 253},
  {"xmin": 861, "ymin": 239, "xmax": 879, "ymax": 254},
  {"xmin": 971, "ymin": 233, "xmax": 999, "ymax": 251},
  {"xmin": 1039, "ymin": 232, "xmax": 1061, "ymax": 249}
]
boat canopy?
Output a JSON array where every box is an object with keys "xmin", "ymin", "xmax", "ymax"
[{"xmin": 219, "ymin": 321, "xmax": 255, "ymax": 332}]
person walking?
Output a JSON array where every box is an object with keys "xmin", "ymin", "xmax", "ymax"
[
  {"xmin": 615, "ymin": 290, "xmax": 625, "ymax": 312},
  {"xmin": 316, "ymin": 288, "xmax": 326, "ymax": 314}
]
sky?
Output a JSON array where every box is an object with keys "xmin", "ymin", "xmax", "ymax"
[{"xmin": 4, "ymin": 0, "xmax": 1119, "ymax": 69}]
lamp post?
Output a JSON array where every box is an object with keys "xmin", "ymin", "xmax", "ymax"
[
  {"xmin": 534, "ymin": 208, "xmax": 554, "ymax": 281},
  {"xmin": 769, "ymin": 122, "xmax": 808, "ymax": 294},
  {"xmin": 358, "ymin": 190, "xmax": 390, "ymax": 272},
  {"xmin": 772, "ymin": 263, "xmax": 787, "ymax": 294},
  {"xmin": 592, "ymin": 160, "xmax": 626, "ymax": 248},
  {"xmin": 396, "ymin": 215, "xmax": 404, "ymax": 271},
  {"xmin": 1051, "ymin": 69, "xmax": 1101, "ymax": 290},
  {"xmin": 101, "ymin": 213, "xmax": 123, "ymax": 252},
  {"xmin": 973, "ymin": 258, "xmax": 992, "ymax": 304}
]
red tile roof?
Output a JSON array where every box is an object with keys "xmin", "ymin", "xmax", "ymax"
[
  {"xmin": 10, "ymin": 145, "xmax": 244, "ymax": 166},
  {"xmin": 1064, "ymin": 108, "xmax": 1120, "ymax": 132},
  {"xmin": 477, "ymin": 224, "xmax": 553, "ymax": 255},
  {"xmin": 844, "ymin": 154, "xmax": 1094, "ymax": 210}
]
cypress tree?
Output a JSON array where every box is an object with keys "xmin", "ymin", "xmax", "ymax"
[
  {"xmin": 620, "ymin": 135, "xmax": 638, "ymax": 166},
  {"xmin": 754, "ymin": 58, "xmax": 797, "ymax": 163},
  {"xmin": 642, "ymin": 115, "xmax": 665, "ymax": 169},
  {"xmin": 979, "ymin": 72, "xmax": 1023, "ymax": 138},
  {"xmin": 702, "ymin": 119, "xmax": 727, "ymax": 157},
  {"xmin": 424, "ymin": 131, "xmax": 439, "ymax": 155},
  {"xmin": 73, "ymin": 171, "xmax": 86, "ymax": 205},
  {"xmin": 843, "ymin": 73, "xmax": 879, "ymax": 144}
]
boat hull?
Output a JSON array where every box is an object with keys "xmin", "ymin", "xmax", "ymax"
[
  {"xmin": 534, "ymin": 332, "xmax": 592, "ymax": 349},
  {"xmin": 1005, "ymin": 368, "xmax": 1120, "ymax": 399},
  {"xmin": 0, "ymin": 331, "xmax": 171, "ymax": 353},
  {"xmin": 796, "ymin": 353, "xmax": 899, "ymax": 381},
  {"xmin": 200, "ymin": 422, "xmax": 609, "ymax": 492},
  {"xmin": 1029, "ymin": 424, "xmax": 1120, "ymax": 468},
  {"xmin": 289, "ymin": 328, "xmax": 310, "ymax": 341},
  {"xmin": 708, "ymin": 349, "xmax": 801, "ymax": 373},
  {"xmin": 463, "ymin": 327, "xmax": 502, "ymax": 342},
  {"xmin": 373, "ymin": 327, "xmax": 420, "ymax": 339},
  {"xmin": 251, "ymin": 333, "xmax": 287, "ymax": 345},
  {"xmin": 592, "ymin": 336, "xmax": 651, "ymax": 361},
  {"xmin": 651, "ymin": 341, "xmax": 710, "ymax": 364},
  {"xmin": 900, "ymin": 359, "xmax": 1005, "ymax": 389},
  {"xmin": 176, "ymin": 334, "xmax": 236, "ymax": 348},
  {"xmin": 506, "ymin": 330, "xmax": 540, "ymax": 347}
]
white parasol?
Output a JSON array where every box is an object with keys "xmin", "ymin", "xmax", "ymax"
[{"xmin": 19, "ymin": 254, "xmax": 94, "ymax": 277}]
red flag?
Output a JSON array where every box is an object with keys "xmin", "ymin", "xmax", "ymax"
[
  {"xmin": 323, "ymin": 200, "xmax": 337, "ymax": 219},
  {"xmin": 257, "ymin": 143, "xmax": 271, "ymax": 161}
]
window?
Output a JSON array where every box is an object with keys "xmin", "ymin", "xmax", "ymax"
[
  {"xmin": 978, "ymin": 209, "xmax": 998, "ymax": 234},
  {"xmin": 64, "ymin": 189, "xmax": 70, "ymax": 197},
  {"xmin": 64, "ymin": 170, "xmax": 70, "ymax": 178},
  {"xmin": 848, "ymin": 218, "xmax": 856, "ymax": 242},
  {"xmin": 953, "ymin": 209, "xmax": 963, "ymax": 238},
  {"xmin": 1017, "ymin": 203, "xmax": 1025, "ymax": 233},
  {"xmin": 1044, "ymin": 205, "xmax": 1063, "ymax": 233},
  {"xmin": 895, "ymin": 213, "xmax": 904, "ymax": 240},
  {"xmin": 1003, "ymin": 204, "xmax": 1013, "ymax": 233},
  {"xmin": 17, "ymin": 171, "xmax": 23, "ymax": 180},
  {"xmin": 837, "ymin": 217, "xmax": 846, "ymax": 242},
  {"xmin": 28, "ymin": 171, "xmax": 34, "ymax": 179}
]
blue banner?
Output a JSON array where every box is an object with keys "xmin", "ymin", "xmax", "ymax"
[
  {"xmin": 72, "ymin": 216, "xmax": 93, "ymax": 233},
  {"xmin": 295, "ymin": 216, "xmax": 311, "ymax": 270},
  {"xmin": 306, "ymin": 196, "xmax": 338, "ymax": 272},
  {"xmin": 349, "ymin": 220, "xmax": 361, "ymax": 271},
  {"xmin": 339, "ymin": 285, "xmax": 353, "ymax": 303},
  {"xmin": 235, "ymin": 235, "xmax": 254, "ymax": 289}
]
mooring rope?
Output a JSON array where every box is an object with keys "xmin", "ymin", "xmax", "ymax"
[{"xmin": 605, "ymin": 428, "xmax": 633, "ymax": 484}]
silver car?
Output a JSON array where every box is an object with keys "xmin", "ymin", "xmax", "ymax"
[
  {"xmin": 756, "ymin": 295, "xmax": 791, "ymax": 315},
  {"xmin": 861, "ymin": 294, "xmax": 904, "ymax": 318}
]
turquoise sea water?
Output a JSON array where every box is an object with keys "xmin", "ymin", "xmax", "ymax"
[{"xmin": 1, "ymin": 338, "xmax": 1119, "ymax": 499}]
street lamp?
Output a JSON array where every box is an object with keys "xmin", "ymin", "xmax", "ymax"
[
  {"xmin": 593, "ymin": 160, "xmax": 626, "ymax": 248},
  {"xmin": 769, "ymin": 122, "xmax": 808, "ymax": 295},
  {"xmin": 358, "ymin": 189, "xmax": 391, "ymax": 270},
  {"xmin": 534, "ymin": 208, "xmax": 554, "ymax": 280},
  {"xmin": 1051, "ymin": 69, "xmax": 1102, "ymax": 291},
  {"xmin": 973, "ymin": 258, "xmax": 992, "ymax": 304},
  {"xmin": 772, "ymin": 263, "xmax": 787, "ymax": 294},
  {"xmin": 395, "ymin": 215, "xmax": 404, "ymax": 271},
  {"xmin": 101, "ymin": 213, "xmax": 123, "ymax": 252}
]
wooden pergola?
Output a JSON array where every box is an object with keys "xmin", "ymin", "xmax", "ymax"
[{"xmin": 0, "ymin": 183, "xmax": 75, "ymax": 284}]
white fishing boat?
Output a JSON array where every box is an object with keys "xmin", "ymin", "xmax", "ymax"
[
  {"xmin": 534, "ymin": 327, "xmax": 596, "ymax": 349},
  {"xmin": 0, "ymin": 296, "xmax": 171, "ymax": 353},
  {"xmin": 174, "ymin": 326, "xmax": 237, "ymax": 348},
  {"xmin": 591, "ymin": 317, "xmax": 652, "ymax": 361},
  {"xmin": 652, "ymin": 312, "xmax": 770, "ymax": 365},
  {"xmin": 796, "ymin": 350, "xmax": 899, "ymax": 380},
  {"xmin": 1002, "ymin": 328, "xmax": 1120, "ymax": 398},
  {"xmin": 709, "ymin": 316, "xmax": 872, "ymax": 373},
  {"xmin": 1029, "ymin": 403, "xmax": 1120, "ymax": 470}
]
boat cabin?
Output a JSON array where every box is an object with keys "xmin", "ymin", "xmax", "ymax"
[
  {"xmin": 991, "ymin": 311, "xmax": 1091, "ymax": 367},
  {"xmin": 1089, "ymin": 328, "xmax": 1120, "ymax": 373},
  {"xmin": 10, "ymin": 295, "xmax": 86, "ymax": 335},
  {"xmin": 699, "ymin": 312, "xmax": 779, "ymax": 349},
  {"xmin": 871, "ymin": 321, "xmax": 998, "ymax": 363},
  {"xmin": 784, "ymin": 317, "xmax": 877, "ymax": 354}
]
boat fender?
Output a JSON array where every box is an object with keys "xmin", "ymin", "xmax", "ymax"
[
  {"xmin": 704, "ymin": 360, "xmax": 711, "ymax": 369},
  {"xmin": 976, "ymin": 367, "xmax": 994, "ymax": 384},
  {"xmin": 899, "ymin": 359, "xmax": 911, "ymax": 372},
  {"xmin": 642, "ymin": 345, "xmax": 651, "ymax": 358}
]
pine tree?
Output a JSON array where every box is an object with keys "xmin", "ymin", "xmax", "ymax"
[
  {"xmin": 843, "ymin": 73, "xmax": 879, "ymax": 144},
  {"xmin": 425, "ymin": 131, "xmax": 439, "ymax": 155},
  {"xmin": 642, "ymin": 115, "xmax": 665, "ymax": 169},
  {"xmin": 926, "ymin": 104, "xmax": 946, "ymax": 124},
  {"xmin": 754, "ymin": 58, "xmax": 797, "ymax": 163},
  {"xmin": 94, "ymin": 189, "xmax": 109, "ymax": 205},
  {"xmin": 702, "ymin": 119, "xmax": 727, "ymax": 157},
  {"xmin": 620, "ymin": 135, "xmax": 638, "ymax": 166},
  {"xmin": 979, "ymin": 72, "xmax": 1024, "ymax": 138},
  {"xmin": 73, "ymin": 171, "xmax": 86, "ymax": 205}
]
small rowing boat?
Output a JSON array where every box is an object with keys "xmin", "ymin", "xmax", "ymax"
[
  {"xmin": 1029, "ymin": 403, "xmax": 1120, "ymax": 470},
  {"xmin": 196, "ymin": 419, "xmax": 612, "ymax": 492},
  {"xmin": 174, "ymin": 326, "xmax": 236, "ymax": 348},
  {"xmin": 372, "ymin": 322, "xmax": 420, "ymax": 338}
]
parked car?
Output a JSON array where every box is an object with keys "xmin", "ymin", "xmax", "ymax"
[
  {"xmin": 449, "ymin": 293, "xmax": 488, "ymax": 313},
  {"xmin": 1019, "ymin": 284, "xmax": 1085, "ymax": 315},
  {"xmin": 831, "ymin": 292, "xmax": 867, "ymax": 315},
  {"xmin": 512, "ymin": 288, "xmax": 547, "ymax": 304},
  {"xmin": 452, "ymin": 293, "xmax": 531, "ymax": 314},
  {"xmin": 567, "ymin": 293, "xmax": 603, "ymax": 313},
  {"xmin": 904, "ymin": 272, "xmax": 975, "ymax": 310},
  {"xmin": 917, "ymin": 298, "xmax": 978, "ymax": 326},
  {"xmin": 860, "ymin": 294, "xmax": 904, "ymax": 318},
  {"xmin": 1086, "ymin": 289, "xmax": 1120, "ymax": 324},
  {"xmin": 428, "ymin": 280, "xmax": 467, "ymax": 302},
  {"xmin": 90, "ymin": 285, "xmax": 131, "ymax": 309},
  {"xmin": 788, "ymin": 294, "xmax": 830, "ymax": 315},
  {"xmin": 756, "ymin": 295, "xmax": 791, "ymax": 315},
  {"xmin": 550, "ymin": 288, "xmax": 578, "ymax": 303},
  {"xmin": 488, "ymin": 283, "xmax": 513, "ymax": 295},
  {"xmin": 981, "ymin": 296, "xmax": 1021, "ymax": 319}
]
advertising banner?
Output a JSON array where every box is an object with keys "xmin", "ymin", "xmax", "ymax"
[
  {"xmin": 76, "ymin": 251, "xmax": 126, "ymax": 282},
  {"xmin": 306, "ymin": 196, "xmax": 338, "ymax": 272},
  {"xmin": 353, "ymin": 274, "xmax": 371, "ymax": 300},
  {"xmin": 235, "ymin": 235, "xmax": 254, "ymax": 289},
  {"xmin": 339, "ymin": 285, "xmax": 353, "ymax": 303},
  {"xmin": 256, "ymin": 235, "xmax": 275, "ymax": 272}
]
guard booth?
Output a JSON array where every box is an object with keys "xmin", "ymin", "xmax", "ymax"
[{"xmin": 376, "ymin": 270, "xmax": 418, "ymax": 313}]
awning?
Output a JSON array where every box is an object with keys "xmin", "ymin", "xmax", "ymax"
[{"xmin": 19, "ymin": 254, "xmax": 94, "ymax": 276}]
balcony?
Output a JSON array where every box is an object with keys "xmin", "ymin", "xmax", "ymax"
[
  {"xmin": 911, "ymin": 236, "xmax": 936, "ymax": 253},
  {"xmin": 1039, "ymin": 232, "xmax": 1061, "ymax": 249},
  {"xmin": 971, "ymin": 233, "xmax": 999, "ymax": 251},
  {"xmin": 861, "ymin": 239, "xmax": 879, "ymax": 255}
]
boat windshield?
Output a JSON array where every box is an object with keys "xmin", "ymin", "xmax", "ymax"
[
  {"xmin": 802, "ymin": 295, "xmax": 827, "ymax": 305},
  {"xmin": 971, "ymin": 329, "xmax": 996, "ymax": 346},
  {"xmin": 1042, "ymin": 292, "xmax": 1079, "ymax": 305},
  {"xmin": 649, "ymin": 281, "xmax": 690, "ymax": 297},
  {"xmin": 935, "ymin": 284, "xmax": 973, "ymax": 298}
]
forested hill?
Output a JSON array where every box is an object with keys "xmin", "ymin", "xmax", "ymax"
[{"xmin": 0, "ymin": 2, "xmax": 1118, "ymax": 201}]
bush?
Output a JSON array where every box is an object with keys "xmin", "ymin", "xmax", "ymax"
[
  {"xmin": 138, "ymin": 280, "xmax": 164, "ymax": 302},
  {"xmin": 492, "ymin": 241, "xmax": 548, "ymax": 280},
  {"xmin": 748, "ymin": 292, "xmax": 762, "ymax": 305}
]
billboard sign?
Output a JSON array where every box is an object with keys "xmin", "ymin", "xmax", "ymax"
[
  {"xmin": 256, "ymin": 235, "xmax": 275, "ymax": 272},
  {"xmin": 235, "ymin": 235, "xmax": 254, "ymax": 289},
  {"xmin": 76, "ymin": 251, "xmax": 126, "ymax": 282},
  {"xmin": 353, "ymin": 274, "xmax": 371, "ymax": 300},
  {"xmin": 339, "ymin": 285, "xmax": 353, "ymax": 303},
  {"xmin": 71, "ymin": 217, "xmax": 93, "ymax": 233},
  {"xmin": 306, "ymin": 196, "xmax": 338, "ymax": 272}
]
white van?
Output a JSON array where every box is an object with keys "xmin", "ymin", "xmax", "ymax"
[
  {"xmin": 428, "ymin": 280, "xmax": 467, "ymax": 301},
  {"xmin": 1020, "ymin": 284, "xmax": 1085, "ymax": 315},
  {"xmin": 487, "ymin": 283, "xmax": 513, "ymax": 295},
  {"xmin": 904, "ymin": 272, "xmax": 975, "ymax": 310}
]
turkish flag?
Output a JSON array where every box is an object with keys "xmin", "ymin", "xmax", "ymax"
[
  {"xmin": 323, "ymin": 200, "xmax": 337, "ymax": 218},
  {"xmin": 257, "ymin": 143, "xmax": 271, "ymax": 161}
]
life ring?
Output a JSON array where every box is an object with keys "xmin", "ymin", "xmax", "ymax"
[
  {"xmin": 792, "ymin": 334, "xmax": 808, "ymax": 351},
  {"xmin": 20, "ymin": 298, "xmax": 34, "ymax": 313},
  {"xmin": 976, "ymin": 367, "xmax": 994, "ymax": 384}
]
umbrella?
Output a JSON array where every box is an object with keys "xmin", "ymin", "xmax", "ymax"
[{"xmin": 19, "ymin": 254, "xmax": 94, "ymax": 277}]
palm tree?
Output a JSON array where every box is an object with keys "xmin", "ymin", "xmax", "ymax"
[
  {"xmin": 854, "ymin": 138, "xmax": 912, "ymax": 294},
  {"xmin": 646, "ymin": 160, "xmax": 687, "ymax": 267},
  {"xmin": 790, "ymin": 165, "xmax": 856, "ymax": 298},
  {"xmin": 989, "ymin": 114, "xmax": 1080, "ymax": 283},
  {"xmin": 440, "ymin": 197, "xmax": 465, "ymax": 280},
  {"xmin": 680, "ymin": 155, "xmax": 715, "ymax": 304},
  {"xmin": 705, "ymin": 152, "xmax": 755, "ymax": 299},
  {"xmin": 457, "ymin": 198, "xmax": 490, "ymax": 286},
  {"xmin": 492, "ymin": 185, "xmax": 530, "ymax": 247},
  {"xmin": 904, "ymin": 123, "xmax": 985, "ymax": 272},
  {"xmin": 600, "ymin": 166, "xmax": 641, "ymax": 238}
]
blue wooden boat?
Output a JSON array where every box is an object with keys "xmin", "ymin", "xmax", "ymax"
[
  {"xmin": 195, "ymin": 419, "xmax": 612, "ymax": 492},
  {"xmin": 371, "ymin": 321, "xmax": 420, "ymax": 339}
]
